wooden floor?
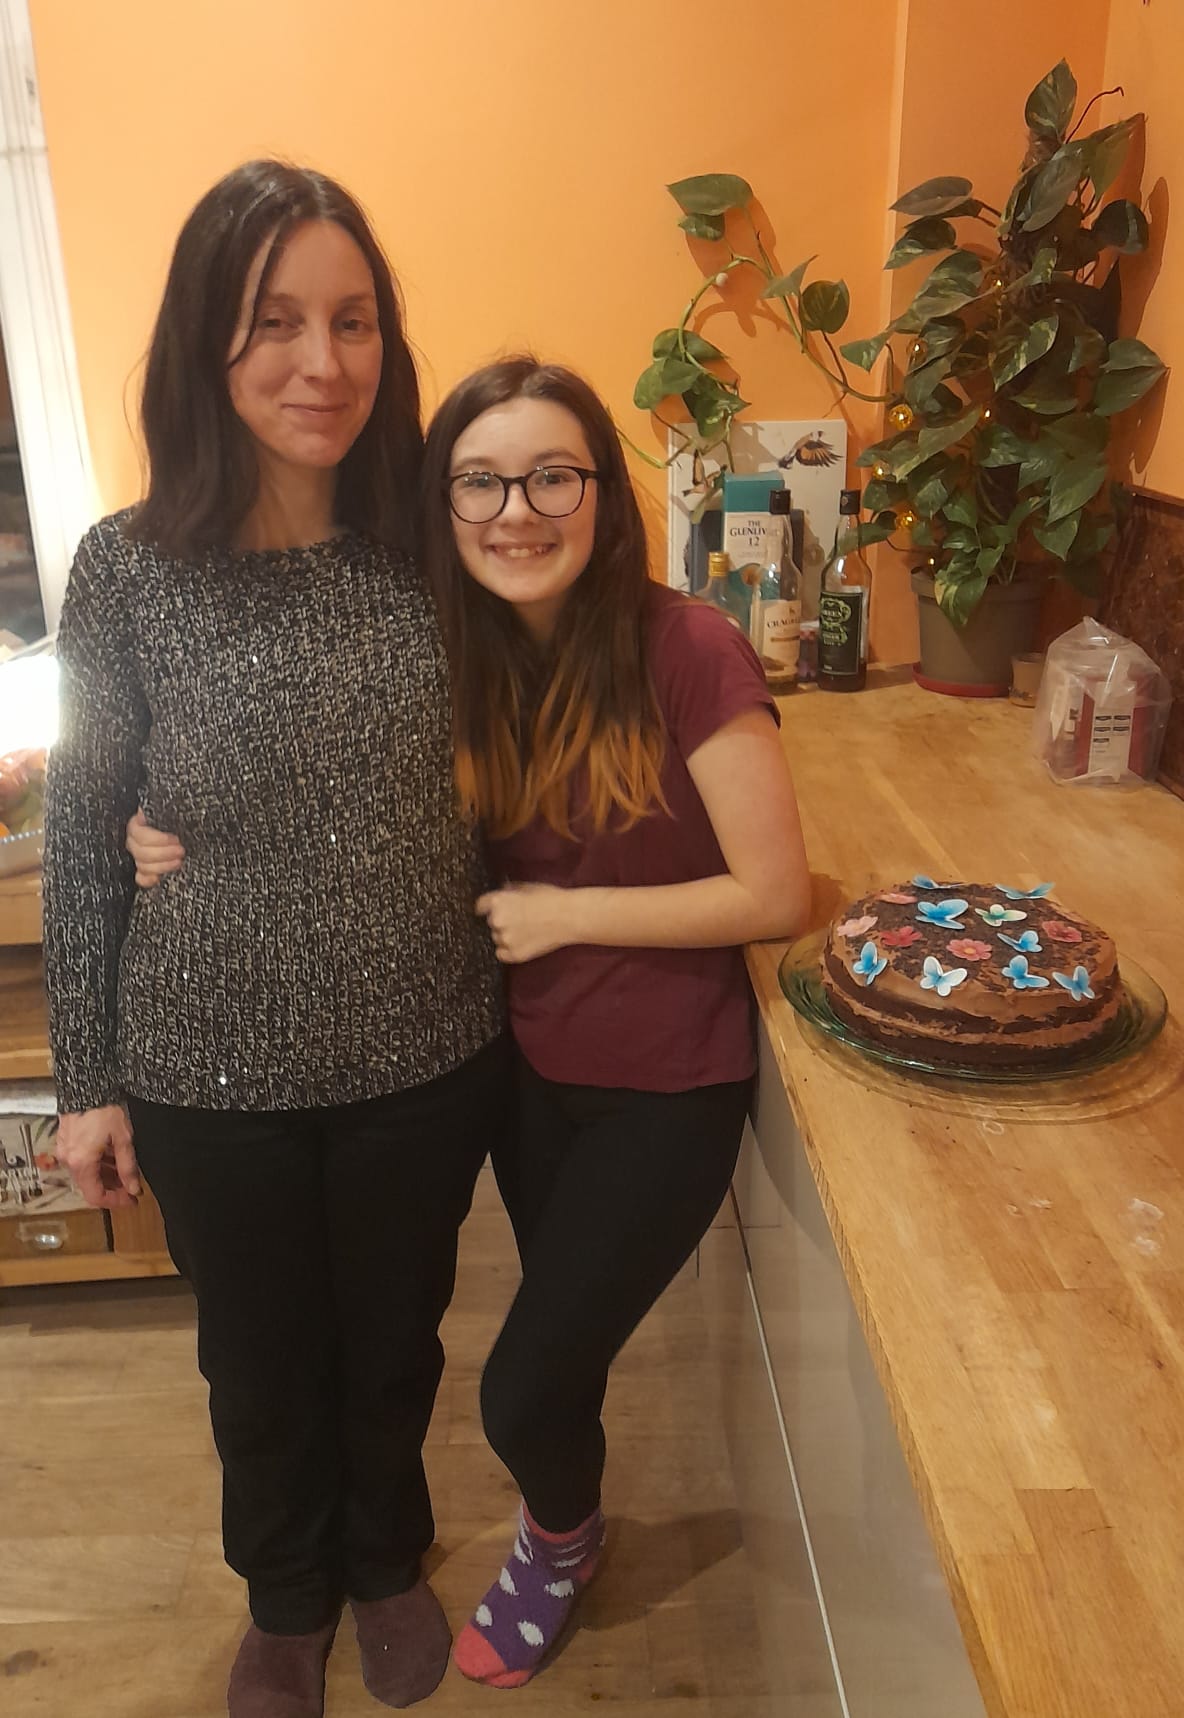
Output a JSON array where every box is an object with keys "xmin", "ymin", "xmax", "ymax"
[{"xmin": 0, "ymin": 1169, "xmax": 809, "ymax": 1717}]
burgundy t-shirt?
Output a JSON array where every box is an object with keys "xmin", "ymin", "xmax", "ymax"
[{"xmin": 487, "ymin": 582, "xmax": 779, "ymax": 1092}]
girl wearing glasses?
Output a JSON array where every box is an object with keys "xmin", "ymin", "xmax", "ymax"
[{"xmin": 132, "ymin": 355, "xmax": 810, "ymax": 1688}]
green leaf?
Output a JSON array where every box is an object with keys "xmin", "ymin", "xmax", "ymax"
[
  {"xmin": 678, "ymin": 212, "xmax": 726, "ymax": 242},
  {"xmin": 1068, "ymin": 328, "xmax": 1107, "ymax": 375},
  {"xmin": 937, "ymin": 570, "xmax": 989, "ymax": 626},
  {"xmin": 1103, "ymin": 337, "xmax": 1165, "ymax": 371},
  {"xmin": 667, "ymin": 173, "xmax": 753, "ymax": 216},
  {"xmin": 683, "ymin": 331, "xmax": 726, "ymax": 362},
  {"xmin": 1062, "ymin": 556, "xmax": 1103, "ymax": 597},
  {"xmin": 632, "ymin": 356, "xmax": 702, "ymax": 410},
  {"xmin": 909, "ymin": 459, "xmax": 954, "ymax": 516},
  {"xmin": 1094, "ymin": 361, "xmax": 1167, "ymax": 416},
  {"xmin": 846, "ymin": 517, "xmax": 897, "ymax": 549},
  {"xmin": 885, "ymin": 217, "xmax": 957, "ymax": 270},
  {"xmin": 1046, "ymin": 413, "xmax": 1109, "ymax": 456},
  {"xmin": 1025, "ymin": 60, "xmax": 1078, "ymax": 139},
  {"xmin": 904, "ymin": 359, "xmax": 953, "ymax": 411},
  {"xmin": 1007, "ymin": 243, "xmax": 1058, "ymax": 292},
  {"xmin": 1079, "ymin": 118, "xmax": 1138, "ymax": 202},
  {"xmin": 1033, "ymin": 515, "xmax": 1080, "ymax": 560},
  {"xmin": 1047, "ymin": 454, "xmax": 1107, "ymax": 523},
  {"xmin": 991, "ymin": 314, "xmax": 1059, "ymax": 387},
  {"xmin": 1023, "ymin": 144, "xmax": 1085, "ymax": 231},
  {"xmin": 977, "ymin": 543, "xmax": 1008, "ymax": 577},
  {"xmin": 860, "ymin": 477, "xmax": 904, "ymax": 515},
  {"xmin": 894, "ymin": 406, "xmax": 981, "ymax": 479},
  {"xmin": 1011, "ymin": 378, "xmax": 1080, "ymax": 415},
  {"xmin": 800, "ymin": 278, "xmax": 850, "ymax": 334},
  {"xmin": 891, "ymin": 176, "xmax": 974, "ymax": 218},
  {"xmin": 761, "ymin": 255, "xmax": 817, "ymax": 301},
  {"xmin": 839, "ymin": 329, "xmax": 891, "ymax": 371},
  {"xmin": 910, "ymin": 517, "xmax": 938, "ymax": 546},
  {"xmin": 943, "ymin": 487, "xmax": 978, "ymax": 528},
  {"xmin": 654, "ymin": 328, "xmax": 725, "ymax": 361},
  {"xmin": 1091, "ymin": 199, "xmax": 1149, "ymax": 255},
  {"xmin": 900, "ymin": 250, "xmax": 984, "ymax": 325},
  {"xmin": 977, "ymin": 423, "xmax": 1030, "ymax": 468},
  {"xmin": 912, "ymin": 317, "xmax": 966, "ymax": 363}
]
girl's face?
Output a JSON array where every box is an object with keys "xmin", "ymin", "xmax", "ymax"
[
  {"xmin": 227, "ymin": 219, "xmax": 383, "ymax": 476},
  {"xmin": 448, "ymin": 398, "xmax": 598, "ymax": 642}
]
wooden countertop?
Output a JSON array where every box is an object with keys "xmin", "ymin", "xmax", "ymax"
[{"xmin": 747, "ymin": 671, "xmax": 1184, "ymax": 1718}]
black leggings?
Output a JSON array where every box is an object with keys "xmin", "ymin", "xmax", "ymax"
[
  {"xmin": 128, "ymin": 1035, "xmax": 510, "ymax": 1634},
  {"xmin": 482, "ymin": 1053, "xmax": 749, "ymax": 1532}
]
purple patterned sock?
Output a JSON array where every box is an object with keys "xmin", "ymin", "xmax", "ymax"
[{"xmin": 452, "ymin": 1501, "xmax": 605, "ymax": 1687}]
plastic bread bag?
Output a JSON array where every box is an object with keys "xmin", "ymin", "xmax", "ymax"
[{"xmin": 1032, "ymin": 616, "xmax": 1172, "ymax": 786}]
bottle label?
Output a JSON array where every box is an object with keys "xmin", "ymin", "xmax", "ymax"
[
  {"xmin": 818, "ymin": 590, "xmax": 866, "ymax": 678},
  {"xmin": 724, "ymin": 510, "xmax": 779, "ymax": 573},
  {"xmin": 760, "ymin": 600, "xmax": 802, "ymax": 667}
]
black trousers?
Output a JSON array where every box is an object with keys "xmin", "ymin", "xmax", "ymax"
[
  {"xmin": 128, "ymin": 1035, "xmax": 510, "ymax": 1634},
  {"xmin": 482, "ymin": 1054, "xmax": 749, "ymax": 1532}
]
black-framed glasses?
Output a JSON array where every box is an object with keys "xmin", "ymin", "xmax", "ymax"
[{"xmin": 448, "ymin": 465, "xmax": 600, "ymax": 524}]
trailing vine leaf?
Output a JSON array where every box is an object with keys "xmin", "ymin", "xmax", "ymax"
[
  {"xmin": 977, "ymin": 423, "xmax": 1030, "ymax": 468},
  {"xmin": 861, "ymin": 476, "xmax": 904, "ymax": 515},
  {"xmin": 1094, "ymin": 362, "xmax": 1167, "ymax": 416},
  {"xmin": 891, "ymin": 176, "xmax": 974, "ymax": 218},
  {"xmin": 1033, "ymin": 515, "xmax": 1080, "ymax": 560},
  {"xmin": 1025, "ymin": 60, "xmax": 1078, "ymax": 139},
  {"xmin": 936, "ymin": 570, "xmax": 990, "ymax": 626},
  {"xmin": 1023, "ymin": 144, "xmax": 1085, "ymax": 231},
  {"xmin": 1079, "ymin": 118, "xmax": 1138, "ymax": 202},
  {"xmin": 885, "ymin": 217, "xmax": 958, "ymax": 270},
  {"xmin": 1091, "ymin": 200, "xmax": 1149, "ymax": 254},
  {"xmin": 899, "ymin": 250, "xmax": 984, "ymax": 325},
  {"xmin": 893, "ymin": 406, "xmax": 982, "ymax": 479},
  {"xmin": 800, "ymin": 279, "xmax": 851, "ymax": 334},
  {"xmin": 840, "ymin": 329, "xmax": 891, "ymax": 371},
  {"xmin": 943, "ymin": 487, "xmax": 979, "ymax": 527},
  {"xmin": 909, "ymin": 459, "xmax": 955, "ymax": 516},
  {"xmin": 761, "ymin": 256, "xmax": 817, "ymax": 300},
  {"xmin": 1068, "ymin": 328, "xmax": 1107, "ymax": 374},
  {"xmin": 1047, "ymin": 454, "xmax": 1107, "ymax": 523},
  {"xmin": 679, "ymin": 213, "xmax": 726, "ymax": 242},
  {"xmin": 667, "ymin": 174, "xmax": 753, "ymax": 216},
  {"xmin": 991, "ymin": 314, "xmax": 1059, "ymax": 387},
  {"xmin": 633, "ymin": 356, "xmax": 702, "ymax": 410},
  {"xmin": 652, "ymin": 328, "xmax": 726, "ymax": 362}
]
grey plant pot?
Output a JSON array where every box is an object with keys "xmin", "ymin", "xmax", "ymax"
[{"xmin": 910, "ymin": 570, "xmax": 1044, "ymax": 697}]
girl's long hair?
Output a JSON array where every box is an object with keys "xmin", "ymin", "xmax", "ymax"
[
  {"xmin": 421, "ymin": 358, "xmax": 666, "ymax": 839},
  {"xmin": 130, "ymin": 159, "xmax": 422, "ymax": 557}
]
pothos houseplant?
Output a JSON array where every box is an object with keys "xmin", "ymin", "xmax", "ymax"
[{"xmin": 635, "ymin": 60, "xmax": 1167, "ymax": 624}]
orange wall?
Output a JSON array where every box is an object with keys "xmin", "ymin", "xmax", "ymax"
[
  {"xmin": 1103, "ymin": 0, "xmax": 1182, "ymax": 495},
  {"xmin": 29, "ymin": 0, "xmax": 1141, "ymax": 663},
  {"xmin": 27, "ymin": 0, "xmax": 898, "ymax": 531}
]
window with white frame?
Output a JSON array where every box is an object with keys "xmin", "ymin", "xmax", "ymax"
[{"xmin": 0, "ymin": 0, "xmax": 94, "ymax": 642}]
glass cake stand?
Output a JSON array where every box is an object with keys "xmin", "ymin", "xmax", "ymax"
[{"xmin": 778, "ymin": 930, "xmax": 1168, "ymax": 1087}]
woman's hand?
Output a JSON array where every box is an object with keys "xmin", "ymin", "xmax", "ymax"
[
  {"xmin": 475, "ymin": 883, "xmax": 575, "ymax": 964},
  {"xmin": 126, "ymin": 808, "xmax": 186, "ymax": 886},
  {"xmin": 54, "ymin": 1106, "xmax": 141, "ymax": 1209}
]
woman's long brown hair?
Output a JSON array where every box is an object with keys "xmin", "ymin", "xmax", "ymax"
[{"xmin": 421, "ymin": 358, "xmax": 666, "ymax": 839}]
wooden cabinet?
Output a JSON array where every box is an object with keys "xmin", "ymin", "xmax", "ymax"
[{"xmin": 0, "ymin": 868, "xmax": 175, "ymax": 1287}]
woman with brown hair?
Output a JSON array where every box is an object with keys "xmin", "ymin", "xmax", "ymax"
[{"xmin": 43, "ymin": 161, "xmax": 507, "ymax": 1717}]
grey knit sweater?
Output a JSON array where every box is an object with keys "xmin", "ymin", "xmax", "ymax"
[{"xmin": 43, "ymin": 514, "xmax": 504, "ymax": 1113}]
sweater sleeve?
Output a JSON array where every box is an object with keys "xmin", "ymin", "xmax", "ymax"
[{"xmin": 43, "ymin": 524, "xmax": 150, "ymax": 1112}]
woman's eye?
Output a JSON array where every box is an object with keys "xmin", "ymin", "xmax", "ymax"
[
  {"xmin": 339, "ymin": 317, "xmax": 372, "ymax": 334},
  {"xmin": 458, "ymin": 472, "xmax": 496, "ymax": 490}
]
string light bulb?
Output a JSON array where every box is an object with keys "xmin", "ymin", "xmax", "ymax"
[
  {"xmin": 872, "ymin": 461, "xmax": 890, "ymax": 481},
  {"xmin": 896, "ymin": 506, "xmax": 918, "ymax": 533},
  {"xmin": 888, "ymin": 401, "xmax": 915, "ymax": 431}
]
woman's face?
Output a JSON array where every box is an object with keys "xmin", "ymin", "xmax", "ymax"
[
  {"xmin": 227, "ymin": 219, "xmax": 383, "ymax": 475},
  {"xmin": 448, "ymin": 397, "xmax": 598, "ymax": 641}
]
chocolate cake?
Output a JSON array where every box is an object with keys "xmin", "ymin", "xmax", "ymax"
[{"xmin": 820, "ymin": 878, "xmax": 1122, "ymax": 1069}]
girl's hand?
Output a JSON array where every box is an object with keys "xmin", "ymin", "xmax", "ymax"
[
  {"xmin": 475, "ymin": 883, "xmax": 575, "ymax": 964},
  {"xmin": 126, "ymin": 808, "xmax": 186, "ymax": 887},
  {"xmin": 54, "ymin": 1106, "xmax": 141, "ymax": 1209}
]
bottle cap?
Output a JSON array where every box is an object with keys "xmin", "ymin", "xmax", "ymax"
[
  {"xmin": 769, "ymin": 489, "xmax": 792, "ymax": 514},
  {"xmin": 839, "ymin": 487, "xmax": 861, "ymax": 516},
  {"xmin": 707, "ymin": 551, "xmax": 730, "ymax": 577}
]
